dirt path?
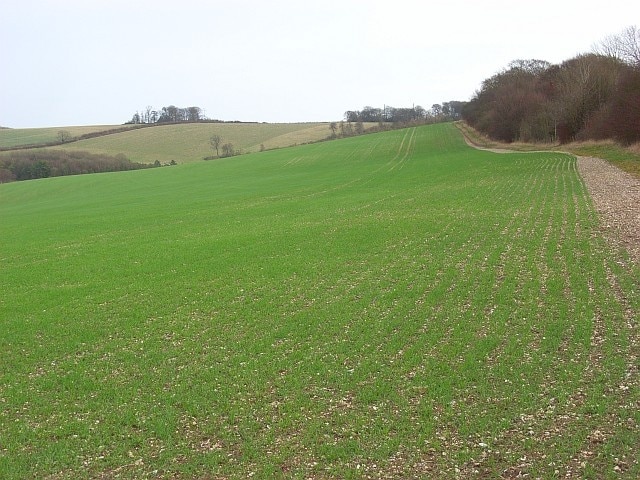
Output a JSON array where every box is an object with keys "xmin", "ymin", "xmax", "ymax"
[
  {"xmin": 461, "ymin": 133, "xmax": 640, "ymax": 265},
  {"xmin": 577, "ymin": 156, "xmax": 640, "ymax": 265}
]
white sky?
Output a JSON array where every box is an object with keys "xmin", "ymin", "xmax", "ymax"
[{"xmin": 1, "ymin": 0, "xmax": 638, "ymax": 128}]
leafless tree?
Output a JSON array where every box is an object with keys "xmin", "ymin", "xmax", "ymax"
[
  {"xmin": 593, "ymin": 25, "xmax": 640, "ymax": 68},
  {"xmin": 209, "ymin": 134, "xmax": 222, "ymax": 157},
  {"xmin": 144, "ymin": 105, "xmax": 153, "ymax": 124},
  {"xmin": 221, "ymin": 143, "xmax": 234, "ymax": 157}
]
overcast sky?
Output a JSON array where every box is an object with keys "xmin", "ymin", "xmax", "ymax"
[{"xmin": 1, "ymin": 0, "xmax": 638, "ymax": 128}]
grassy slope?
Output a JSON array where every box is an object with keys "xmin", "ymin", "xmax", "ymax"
[
  {"xmin": 0, "ymin": 125, "xmax": 142, "ymax": 149},
  {"xmin": 46, "ymin": 123, "xmax": 332, "ymax": 163},
  {"xmin": 0, "ymin": 124, "xmax": 638, "ymax": 478}
]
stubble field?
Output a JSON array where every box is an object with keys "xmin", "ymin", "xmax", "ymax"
[{"xmin": 0, "ymin": 123, "xmax": 637, "ymax": 478}]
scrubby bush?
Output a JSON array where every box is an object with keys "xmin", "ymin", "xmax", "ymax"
[{"xmin": 0, "ymin": 150, "xmax": 154, "ymax": 182}]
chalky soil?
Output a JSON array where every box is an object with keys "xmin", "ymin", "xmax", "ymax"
[{"xmin": 577, "ymin": 156, "xmax": 640, "ymax": 265}]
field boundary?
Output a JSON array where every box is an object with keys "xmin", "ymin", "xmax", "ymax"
[
  {"xmin": 0, "ymin": 124, "xmax": 154, "ymax": 152},
  {"xmin": 576, "ymin": 156, "xmax": 640, "ymax": 265},
  {"xmin": 457, "ymin": 122, "xmax": 640, "ymax": 266}
]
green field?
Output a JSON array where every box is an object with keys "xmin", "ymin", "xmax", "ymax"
[{"xmin": 1, "ymin": 123, "xmax": 638, "ymax": 478}]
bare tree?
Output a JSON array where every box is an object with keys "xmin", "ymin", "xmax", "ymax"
[
  {"xmin": 144, "ymin": 105, "xmax": 153, "ymax": 124},
  {"xmin": 594, "ymin": 25, "xmax": 640, "ymax": 68},
  {"xmin": 618, "ymin": 25, "xmax": 639, "ymax": 67},
  {"xmin": 329, "ymin": 122, "xmax": 338, "ymax": 137},
  {"xmin": 209, "ymin": 134, "xmax": 222, "ymax": 157},
  {"xmin": 221, "ymin": 143, "xmax": 234, "ymax": 157},
  {"xmin": 555, "ymin": 54, "xmax": 622, "ymax": 141}
]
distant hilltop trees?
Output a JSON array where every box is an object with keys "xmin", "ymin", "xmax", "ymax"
[
  {"xmin": 127, "ymin": 105, "xmax": 210, "ymax": 124},
  {"xmin": 344, "ymin": 103, "xmax": 465, "ymax": 124},
  {"xmin": 126, "ymin": 102, "xmax": 467, "ymax": 127}
]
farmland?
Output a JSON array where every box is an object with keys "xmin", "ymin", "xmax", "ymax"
[
  {"xmin": 48, "ymin": 122, "xmax": 337, "ymax": 163},
  {"xmin": 0, "ymin": 125, "xmax": 143, "ymax": 150},
  {"xmin": 0, "ymin": 123, "xmax": 638, "ymax": 478},
  {"xmin": 0, "ymin": 122, "xmax": 337, "ymax": 164}
]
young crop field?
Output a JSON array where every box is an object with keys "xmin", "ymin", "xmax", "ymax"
[{"xmin": 0, "ymin": 123, "xmax": 638, "ymax": 478}]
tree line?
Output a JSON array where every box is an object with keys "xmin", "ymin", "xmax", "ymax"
[
  {"xmin": 0, "ymin": 150, "xmax": 163, "ymax": 183},
  {"xmin": 329, "ymin": 102, "xmax": 465, "ymax": 140},
  {"xmin": 344, "ymin": 102, "xmax": 465, "ymax": 125},
  {"xmin": 462, "ymin": 26, "xmax": 640, "ymax": 145},
  {"xmin": 127, "ymin": 105, "xmax": 209, "ymax": 124}
]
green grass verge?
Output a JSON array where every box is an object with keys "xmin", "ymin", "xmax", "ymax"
[
  {"xmin": 456, "ymin": 121, "xmax": 640, "ymax": 179},
  {"xmin": 566, "ymin": 142, "xmax": 640, "ymax": 178},
  {"xmin": 1, "ymin": 123, "xmax": 638, "ymax": 478}
]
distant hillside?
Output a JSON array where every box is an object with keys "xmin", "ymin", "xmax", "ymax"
[
  {"xmin": 46, "ymin": 122, "xmax": 334, "ymax": 163},
  {"xmin": 0, "ymin": 122, "xmax": 340, "ymax": 164},
  {"xmin": 0, "ymin": 124, "xmax": 144, "ymax": 149}
]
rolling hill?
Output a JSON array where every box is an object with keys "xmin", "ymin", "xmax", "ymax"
[
  {"xmin": 0, "ymin": 124, "xmax": 143, "ymax": 149},
  {"xmin": 1, "ymin": 122, "xmax": 337, "ymax": 164}
]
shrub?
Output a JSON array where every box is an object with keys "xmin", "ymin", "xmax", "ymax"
[{"xmin": 0, "ymin": 150, "xmax": 153, "ymax": 182}]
